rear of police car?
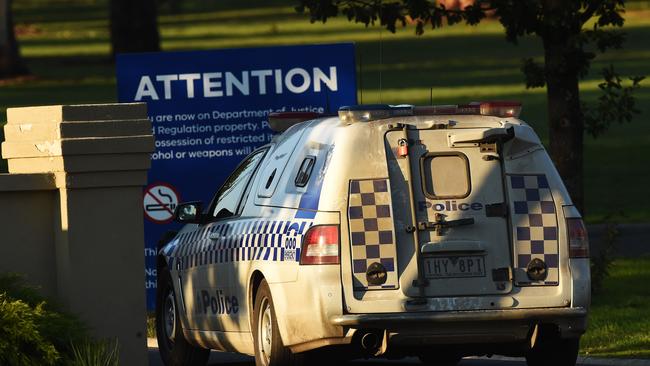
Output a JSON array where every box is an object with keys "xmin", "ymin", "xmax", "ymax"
[{"xmin": 317, "ymin": 102, "xmax": 590, "ymax": 364}]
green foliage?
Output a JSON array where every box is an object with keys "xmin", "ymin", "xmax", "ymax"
[
  {"xmin": 590, "ymin": 222, "xmax": 619, "ymax": 294},
  {"xmin": 584, "ymin": 67, "xmax": 645, "ymax": 137},
  {"xmin": 0, "ymin": 274, "xmax": 88, "ymax": 365},
  {"xmin": 296, "ymin": 0, "xmax": 644, "ymax": 137},
  {"xmin": 0, "ymin": 294, "xmax": 60, "ymax": 366},
  {"xmin": 3, "ymin": 0, "xmax": 650, "ymax": 221},
  {"xmin": 69, "ymin": 339, "xmax": 119, "ymax": 366},
  {"xmin": 147, "ymin": 312, "xmax": 157, "ymax": 338},
  {"xmin": 582, "ymin": 258, "xmax": 650, "ymax": 357}
]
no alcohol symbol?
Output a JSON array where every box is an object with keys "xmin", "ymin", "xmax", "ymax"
[{"xmin": 143, "ymin": 182, "xmax": 180, "ymax": 224}]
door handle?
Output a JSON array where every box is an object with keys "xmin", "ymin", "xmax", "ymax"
[
  {"xmin": 418, "ymin": 216, "xmax": 475, "ymax": 236},
  {"xmin": 208, "ymin": 233, "xmax": 223, "ymax": 241}
]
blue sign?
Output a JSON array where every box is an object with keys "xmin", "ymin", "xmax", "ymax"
[{"xmin": 116, "ymin": 43, "xmax": 357, "ymax": 310}]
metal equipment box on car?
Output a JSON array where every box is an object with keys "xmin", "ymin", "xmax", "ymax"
[{"xmin": 156, "ymin": 102, "xmax": 590, "ymax": 366}]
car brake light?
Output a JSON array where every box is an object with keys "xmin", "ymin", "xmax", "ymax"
[
  {"xmin": 567, "ymin": 218, "xmax": 590, "ymax": 258},
  {"xmin": 300, "ymin": 225, "xmax": 339, "ymax": 265},
  {"xmin": 470, "ymin": 101, "xmax": 522, "ymax": 118}
]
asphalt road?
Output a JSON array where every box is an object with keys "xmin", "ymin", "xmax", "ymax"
[
  {"xmin": 148, "ymin": 347, "xmax": 645, "ymax": 366},
  {"xmin": 147, "ymin": 349, "xmax": 526, "ymax": 366},
  {"xmin": 587, "ymin": 223, "xmax": 649, "ymax": 258}
]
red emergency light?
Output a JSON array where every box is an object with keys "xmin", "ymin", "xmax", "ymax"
[{"xmin": 339, "ymin": 101, "xmax": 523, "ymax": 123}]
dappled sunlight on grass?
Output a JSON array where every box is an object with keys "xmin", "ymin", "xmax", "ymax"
[
  {"xmin": 4, "ymin": 0, "xmax": 650, "ymax": 222},
  {"xmin": 581, "ymin": 258, "xmax": 650, "ymax": 358}
]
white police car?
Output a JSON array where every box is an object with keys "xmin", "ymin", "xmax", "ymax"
[{"xmin": 156, "ymin": 102, "xmax": 590, "ymax": 366}]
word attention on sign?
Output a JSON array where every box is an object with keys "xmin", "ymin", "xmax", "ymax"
[{"xmin": 134, "ymin": 67, "xmax": 339, "ymax": 100}]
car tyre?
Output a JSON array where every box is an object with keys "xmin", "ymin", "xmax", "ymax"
[
  {"xmin": 253, "ymin": 279, "xmax": 301, "ymax": 366},
  {"xmin": 156, "ymin": 269, "xmax": 210, "ymax": 366},
  {"xmin": 526, "ymin": 333, "xmax": 579, "ymax": 366}
]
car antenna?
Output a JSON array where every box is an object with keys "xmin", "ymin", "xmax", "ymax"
[
  {"xmin": 378, "ymin": 14, "xmax": 383, "ymax": 104},
  {"xmin": 430, "ymin": 87, "xmax": 433, "ymax": 105},
  {"xmin": 358, "ymin": 49, "xmax": 364, "ymax": 104}
]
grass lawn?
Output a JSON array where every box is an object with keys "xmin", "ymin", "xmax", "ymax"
[
  {"xmin": 581, "ymin": 257, "xmax": 650, "ymax": 358},
  {"xmin": 1, "ymin": 0, "xmax": 649, "ymax": 222}
]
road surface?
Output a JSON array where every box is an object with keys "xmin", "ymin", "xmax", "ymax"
[{"xmin": 148, "ymin": 347, "xmax": 645, "ymax": 366}]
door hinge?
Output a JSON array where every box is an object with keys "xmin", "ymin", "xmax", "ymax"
[{"xmin": 485, "ymin": 202, "xmax": 509, "ymax": 218}]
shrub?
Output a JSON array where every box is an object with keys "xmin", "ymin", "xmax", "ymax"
[
  {"xmin": 0, "ymin": 273, "xmax": 88, "ymax": 365},
  {"xmin": 590, "ymin": 222, "xmax": 620, "ymax": 295},
  {"xmin": 0, "ymin": 294, "xmax": 59, "ymax": 366},
  {"xmin": 70, "ymin": 338, "xmax": 120, "ymax": 366}
]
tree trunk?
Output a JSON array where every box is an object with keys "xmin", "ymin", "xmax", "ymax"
[
  {"xmin": 0, "ymin": 0, "xmax": 29, "ymax": 78},
  {"xmin": 109, "ymin": 0, "xmax": 160, "ymax": 58},
  {"xmin": 544, "ymin": 35, "xmax": 585, "ymax": 213}
]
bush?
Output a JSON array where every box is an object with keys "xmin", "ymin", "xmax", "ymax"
[
  {"xmin": 0, "ymin": 273, "xmax": 88, "ymax": 365},
  {"xmin": 0, "ymin": 294, "xmax": 59, "ymax": 366},
  {"xmin": 70, "ymin": 339, "xmax": 119, "ymax": 366},
  {"xmin": 590, "ymin": 221, "xmax": 620, "ymax": 295}
]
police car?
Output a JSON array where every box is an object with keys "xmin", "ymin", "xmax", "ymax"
[{"xmin": 156, "ymin": 102, "xmax": 590, "ymax": 366}]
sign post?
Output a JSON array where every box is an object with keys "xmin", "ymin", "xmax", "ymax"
[{"xmin": 116, "ymin": 43, "xmax": 357, "ymax": 309}]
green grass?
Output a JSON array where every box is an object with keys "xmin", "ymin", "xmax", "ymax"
[
  {"xmin": 581, "ymin": 257, "xmax": 650, "ymax": 358},
  {"xmin": 2, "ymin": 0, "xmax": 650, "ymax": 221}
]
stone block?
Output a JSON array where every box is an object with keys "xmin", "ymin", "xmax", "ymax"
[
  {"xmin": 53, "ymin": 170, "xmax": 149, "ymax": 188},
  {"xmin": 2, "ymin": 135, "xmax": 155, "ymax": 159},
  {"xmin": 0, "ymin": 173, "xmax": 56, "ymax": 191},
  {"xmin": 6, "ymin": 103, "xmax": 147, "ymax": 124},
  {"xmin": 7, "ymin": 153, "xmax": 151, "ymax": 174},
  {"xmin": 3, "ymin": 119, "xmax": 152, "ymax": 141}
]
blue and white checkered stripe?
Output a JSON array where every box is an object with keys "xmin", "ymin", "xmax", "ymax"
[
  {"xmin": 508, "ymin": 174, "xmax": 559, "ymax": 286},
  {"xmin": 167, "ymin": 219, "xmax": 311, "ymax": 270}
]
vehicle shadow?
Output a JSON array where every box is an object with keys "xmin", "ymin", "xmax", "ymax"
[{"xmin": 148, "ymin": 347, "xmax": 534, "ymax": 366}]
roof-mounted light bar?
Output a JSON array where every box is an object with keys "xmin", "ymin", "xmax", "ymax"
[
  {"xmin": 338, "ymin": 101, "xmax": 522, "ymax": 123},
  {"xmin": 268, "ymin": 112, "xmax": 322, "ymax": 132},
  {"xmin": 472, "ymin": 101, "xmax": 522, "ymax": 118},
  {"xmin": 338, "ymin": 104, "xmax": 413, "ymax": 123}
]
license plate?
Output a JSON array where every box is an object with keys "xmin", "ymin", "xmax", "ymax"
[{"xmin": 424, "ymin": 255, "xmax": 486, "ymax": 279}]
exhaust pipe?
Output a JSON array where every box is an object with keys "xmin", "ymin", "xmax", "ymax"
[{"xmin": 361, "ymin": 332, "xmax": 380, "ymax": 351}]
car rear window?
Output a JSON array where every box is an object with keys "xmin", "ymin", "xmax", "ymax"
[{"xmin": 420, "ymin": 153, "xmax": 471, "ymax": 199}]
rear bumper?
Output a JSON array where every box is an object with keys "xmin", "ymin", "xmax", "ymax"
[
  {"xmin": 331, "ymin": 307, "xmax": 587, "ymax": 327},
  {"xmin": 330, "ymin": 307, "xmax": 588, "ymax": 346}
]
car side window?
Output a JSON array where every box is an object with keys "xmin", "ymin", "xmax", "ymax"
[{"xmin": 210, "ymin": 149, "xmax": 266, "ymax": 219}]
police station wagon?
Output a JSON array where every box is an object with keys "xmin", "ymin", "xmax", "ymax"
[{"xmin": 156, "ymin": 102, "xmax": 590, "ymax": 366}]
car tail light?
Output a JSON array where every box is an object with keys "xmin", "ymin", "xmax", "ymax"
[
  {"xmin": 567, "ymin": 218, "xmax": 590, "ymax": 258},
  {"xmin": 471, "ymin": 101, "xmax": 522, "ymax": 118},
  {"xmin": 300, "ymin": 225, "xmax": 339, "ymax": 265}
]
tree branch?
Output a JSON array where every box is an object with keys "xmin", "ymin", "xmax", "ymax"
[{"xmin": 580, "ymin": 0, "xmax": 605, "ymax": 25}]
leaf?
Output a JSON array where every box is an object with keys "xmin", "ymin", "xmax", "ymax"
[
  {"xmin": 521, "ymin": 58, "xmax": 546, "ymax": 88},
  {"xmin": 584, "ymin": 65, "xmax": 644, "ymax": 138}
]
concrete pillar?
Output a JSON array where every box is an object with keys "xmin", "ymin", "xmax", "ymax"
[{"xmin": 1, "ymin": 103, "xmax": 154, "ymax": 366}]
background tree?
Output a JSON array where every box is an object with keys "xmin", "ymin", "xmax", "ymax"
[
  {"xmin": 109, "ymin": 0, "xmax": 161, "ymax": 58},
  {"xmin": 0, "ymin": 0, "xmax": 28, "ymax": 78},
  {"xmin": 297, "ymin": 0, "xmax": 644, "ymax": 212}
]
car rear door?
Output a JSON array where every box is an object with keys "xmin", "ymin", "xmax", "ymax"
[{"xmin": 385, "ymin": 126, "xmax": 514, "ymax": 299}]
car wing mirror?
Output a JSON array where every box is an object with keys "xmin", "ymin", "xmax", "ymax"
[{"xmin": 174, "ymin": 201, "xmax": 205, "ymax": 224}]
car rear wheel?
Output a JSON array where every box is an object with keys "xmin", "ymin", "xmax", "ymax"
[
  {"xmin": 253, "ymin": 279, "xmax": 301, "ymax": 366},
  {"xmin": 156, "ymin": 269, "xmax": 210, "ymax": 366},
  {"xmin": 526, "ymin": 332, "xmax": 579, "ymax": 366}
]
